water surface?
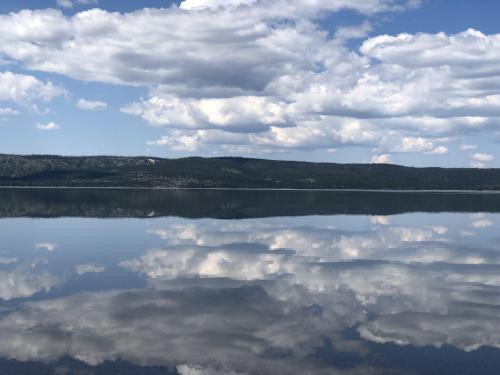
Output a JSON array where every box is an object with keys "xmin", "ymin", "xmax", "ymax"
[{"xmin": 1, "ymin": 189, "xmax": 500, "ymax": 374}]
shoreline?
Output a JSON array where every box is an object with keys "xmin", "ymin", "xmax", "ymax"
[{"xmin": 1, "ymin": 186, "xmax": 500, "ymax": 194}]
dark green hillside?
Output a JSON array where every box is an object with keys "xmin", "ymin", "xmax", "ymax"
[{"xmin": 1, "ymin": 154, "xmax": 500, "ymax": 190}]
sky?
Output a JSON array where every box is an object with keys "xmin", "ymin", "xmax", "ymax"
[{"xmin": 1, "ymin": 0, "xmax": 500, "ymax": 167}]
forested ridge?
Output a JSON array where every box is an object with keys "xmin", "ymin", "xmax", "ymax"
[{"xmin": 1, "ymin": 154, "xmax": 500, "ymax": 190}]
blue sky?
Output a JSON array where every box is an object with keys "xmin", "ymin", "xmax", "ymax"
[{"xmin": 1, "ymin": 0, "xmax": 500, "ymax": 167}]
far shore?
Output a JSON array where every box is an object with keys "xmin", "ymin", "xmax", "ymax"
[{"xmin": 2, "ymin": 186, "xmax": 500, "ymax": 193}]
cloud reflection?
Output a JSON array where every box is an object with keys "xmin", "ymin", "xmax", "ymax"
[
  {"xmin": 1, "ymin": 213, "xmax": 500, "ymax": 373},
  {"xmin": 35, "ymin": 242, "xmax": 59, "ymax": 252},
  {"xmin": 0, "ymin": 264, "xmax": 60, "ymax": 300},
  {"xmin": 75, "ymin": 263, "xmax": 106, "ymax": 275},
  {"xmin": 0, "ymin": 285, "xmax": 372, "ymax": 374}
]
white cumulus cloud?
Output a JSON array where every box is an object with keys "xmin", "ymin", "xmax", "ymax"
[
  {"xmin": 0, "ymin": 71, "xmax": 64, "ymax": 106},
  {"xmin": 1, "ymin": 5, "xmax": 500, "ymax": 157},
  {"xmin": 122, "ymin": 95, "xmax": 292, "ymax": 132}
]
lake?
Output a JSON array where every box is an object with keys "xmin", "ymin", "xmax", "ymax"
[{"xmin": 1, "ymin": 188, "xmax": 500, "ymax": 374}]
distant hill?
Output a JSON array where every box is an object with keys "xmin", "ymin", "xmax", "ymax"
[{"xmin": 1, "ymin": 154, "xmax": 500, "ymax": 190}]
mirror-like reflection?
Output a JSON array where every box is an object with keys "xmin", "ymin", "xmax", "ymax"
[
  {"xmin": 3, "ymin": 188, "xmax": 500, "ymax": 218},
  {"xmin": 1, "ymin": 191, "xmax": 500, "ymax": 374}
]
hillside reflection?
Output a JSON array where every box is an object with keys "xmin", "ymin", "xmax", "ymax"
[
  {"xmin": 1, "ymin": 209, "xmax": 500, "ymax": 374},
  {"xmin": 3, "ymin": 188, "xmax": 500, "ymax": 218}
]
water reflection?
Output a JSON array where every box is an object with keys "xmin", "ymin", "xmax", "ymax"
[
  {"xmin": 0, "ymin": 263, "xmax": 60, "ymax": 301},
  {"xmin": 3, "ymin": 188, "xmax": 500, "ymax": 218},
  {"xmin": 1, "ymin": 196, "xmax": 500, "ymax": 373}
]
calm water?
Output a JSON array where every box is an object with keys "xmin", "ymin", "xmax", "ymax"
[{"xmin": 1, "ymin": 189, "xmax": 500, "ymax": 374}]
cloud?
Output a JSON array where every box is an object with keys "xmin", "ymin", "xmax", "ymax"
[
  {"xmin": 147, "ymin": 117, "xmax": 382, "ymax": 154},
  {"xmin": 335, "ymin": 21, "xmax": 373, "ymax": 41},
  {"xmin": 0, "ymin": 71, "xmax": 64, "ymax": 106},
  {"xmin": 360, "ymin": 28, "xmax": 500, "ymax": 68},
  {"xmin": 122, "ymin": 95, "xmax": 292, "ymax": 132},
  {"xmin": 0, "ymin": 107, "xmax": 18, "ymax": 116},
  {"xmin": 57, "ymin": 0, "xmax": 98, "ymax": 9},
  {"xmin": 0, "ymin": 8, "xmax": 322, "ymax": 90},
  {"xmin": 179, "ymin": 0, "xmax": 421, "ymax": 16},
  {"xmin": 371, "ymin": 154, "xmax": 391, "ymax": 164},
  {"xmin": 137, "ymin": 26, "xmax": 500, "ymax": 153},
  {"xmin": 76, "ymin": 98, "xmax": 107, "ymax": 111},
  {"xmin": 391, "ymin": 137, "xmax": 448, "ymax": 154},
  {"xmin": 428, "ymin": 146, "xmax": 448, "ymax": 154},
  {"xmin": 147, "ymin": 132, "xmax": 201, "ymax": 152},
  {"xmin": 36, "ymin": 122, "xmax": 61, "ymax": 131},
  {"xmin": 179, "ymin": 0, "xmax": 257, "ymax": 11},
  {"xmin": 460, "ymin": 144, "xmax": 477, "ymax": 151},
  {"xmin": 469, "ymin": 152, "xmax": 495, "ymax": 168},
  {"xmin": 3, "ymin": 6, "xmax": 500, "ymax": 155},
  {"xmin": 471, "ymin": 153, "xmax": 494, "ymax": 162}
]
